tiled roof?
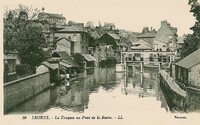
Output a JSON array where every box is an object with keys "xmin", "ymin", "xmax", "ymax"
[
  {"xmin": 59, "ymin": 25, "xmax": 82, "ymax": 32},
  {"xmin": 116, "ymin": 40, "xmax": 123, "ymax": 46},
  {"xmin": 81, "ymin": 54, "xmax": 96, "ymax": 62},
  {"xmin": 133, "ymin": 39, "xmax": 150, "ymax": 45},
  {"xmin": 154, "ymin": 38, "xmax": 167, "ymax": 43},
  {"xmin": 107, "ymin": 33, "xmax": 120, "ymax": 40},
  {"xmin": 60, "ymin": 61, "xmax": 72, "ymax": 68},
  {"xmin": 131, "ymin": 44, "xmax": 152, "ymax": 50},
  {"xmin": 131, "ymin": 39, "xmax": 152, "ymax": 50},
  {"xmin": 136, "ymin": 34, "xmax": 155, "ymax": 38},
  {"xmin": 91, "ymin": 31, "xmax": 100, "ymax": 39},
  {"xmin": 175, "ymin": 49, "xmax": 200, "ymax": 69},
  {"xmin": 52, "ymin": 51, "xmax": 78, "ymax": 67}
]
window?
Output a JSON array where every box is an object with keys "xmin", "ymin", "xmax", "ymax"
[{"xmin": 134, "ymin": 53, "xmax": 141, "ymax": 57}]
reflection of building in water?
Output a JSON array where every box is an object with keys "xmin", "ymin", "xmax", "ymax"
[
  {"xmin": 57, "ymin": 78, "xmax": 90, "ymax": 112},
  {"xmin": 99, "ymin": 67, "xmax": 117, "ymax": 90},
  {"xmin": 122, "ymin": 66, "xmax": 159, "ymax": 97},
  {"xmin": 55, "ymin": 67, "xmax": 117, "ymax": 112}
]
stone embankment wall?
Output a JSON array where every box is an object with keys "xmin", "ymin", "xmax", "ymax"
[{"xmin": 4, "ymin": 71, "xmax": 50, "ymax": 113}]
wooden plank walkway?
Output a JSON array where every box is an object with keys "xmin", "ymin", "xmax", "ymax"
[{"xmin": 159, "ymin": 70, "xmax": 186, "ymax": 97}]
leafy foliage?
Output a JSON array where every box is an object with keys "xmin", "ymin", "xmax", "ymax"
[
  {"xmin": 16, "ymin": 64, "xmax": 34, "ymax": 77},
  {"xmin": 4, "ymin": 5, "xmax": 50, "ymax": 72},
  {"xmin": 181, "ymin": 0, "xmax": 200, "ymax": 58},
  {"xmin": 99, "ymin": 57, "xmax": 117, "ymax": 68}
]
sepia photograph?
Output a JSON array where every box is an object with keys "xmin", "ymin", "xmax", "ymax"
[{"xmin": 1, "ymin": 0, "xmax": 200, "ymax": 125}]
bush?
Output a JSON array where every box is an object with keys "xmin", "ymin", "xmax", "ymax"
[
  {"xmin": 99, "ymin": 57, "xmax": 117, "ymax": 68},
  {"xmin": 16, "ymin": 64, "xmax": 34, "ymax": 77}
]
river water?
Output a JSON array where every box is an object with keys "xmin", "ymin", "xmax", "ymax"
[
  {"xmin": 6, "ymin": 66, "xmax": 200, "ymax": 125},
  {"xmin": 8, "ymin": 66, "xmax": 171, "ymax": 115}
]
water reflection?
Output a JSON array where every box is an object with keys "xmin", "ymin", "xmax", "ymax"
[
  {"xmin": 122, "ymin": 66, "xmax": 159, "ymax": 97},
  {"xmin": 8, "ymin": 66, "xmax": 170, "ymax": 114}
]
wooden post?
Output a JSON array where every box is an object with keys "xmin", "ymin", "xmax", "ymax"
[{"xmin": 140, "ymin": 61, "xmax": 144, "ymax": 88}]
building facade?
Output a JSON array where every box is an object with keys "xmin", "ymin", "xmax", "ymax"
[
  {"xmin": 98, "ymin": 33, "xmax": 127, "ymax": 62},
  {"xmin": 156, "ymin": 20, "xmax": 178, "ymax": 52},
  {"xmin": 56, "ymin": 37, "xmax": 74, "ymax": 55},
  {"xmin": 54, "ymin": 24, "xmax": 90, "ymax": 54},
  {"xmin": 38, "ymin": 12, "xmax": 66, "ymax": 26},
  {"xmin": 175, "ymin": 49, "xmax": 200, "ymax": 87}
]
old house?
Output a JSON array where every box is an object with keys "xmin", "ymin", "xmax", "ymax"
[
  {"xmin": 136, "ymin": 27, "xmax": 156, "ymax": 46},
  {"xmin": 54, "ymin": 24, "xmax": 90, "ymax": 54},
  {"xmin": 80, "ymin": 54, "xmax": 96, "ymax": 67},
  {"xmin": 156, "ymin": 20, "xmax": 178, "ymax": 52},
  {"xmin": 175, "ymin": 49, "xmax": 200, "ymax": 87},
  {"xmin": 56, "ymin": 37, "xmax": 74, "ymax": 55},
  {"xmin": 38, "ymin": 9, "xmax": 66, "ymax": 26},
  {"xmin": 126, "ymin": 39, "xmax": 152, "ymax": 62},
  {"xmin": 98, "ymin": 45, "xmax": 115, "ymax": 61},
  {"xmin": 131, "ymin": 39, "xmax": 152, "ymax": 51},
  {"xmin": 98, "ymin": 33, "xmax": 127, "ymax": 62},
  {"xmin": 52, "ymin": 51, "xmax": 79, "ymax": 77},
  {"xmin": 153, "ymin": 39, "xmax": 168, "ymax": 51}
]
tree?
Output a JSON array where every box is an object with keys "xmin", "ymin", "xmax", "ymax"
[
  {"xmin": 4, "ymin": 5, "xmax": 50, "ymax": 72},
  {"xmin": 181, "ymin": 0, "xmax": 200, "ymax": 58}
]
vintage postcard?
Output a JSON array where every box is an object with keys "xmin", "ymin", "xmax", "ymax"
[{"xmin": 1, "ymin": 0, "xmax": 200, "ymax": 125}]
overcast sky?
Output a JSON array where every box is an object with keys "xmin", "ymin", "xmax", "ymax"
[{"xmin": 2, "ymin": 0, "xmax": 199, "ymax": 36}]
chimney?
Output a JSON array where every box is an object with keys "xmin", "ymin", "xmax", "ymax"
[
  {"xmin": 42, "ymin": 7, "xmax": 45, "ymax": 13},
  {"xmin": 161, "ymin": 20, "xmax": 168, "ymax": 27}
]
